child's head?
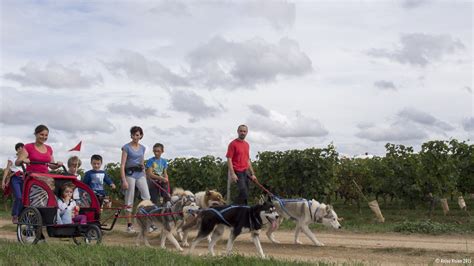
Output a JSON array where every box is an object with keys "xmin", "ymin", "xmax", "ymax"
[
  {"xmin": 67, "ymin": 156, "xmax": 82, "ymax": 174},
  {"xmin": 90, "ymin": 154, "xmax": 103, "ymax": 170},
  {"xmin": 15, "ymin": 142, "xmax": 24, "ymax": 153},
  {"xmin": 153, "ymin": 143, "xmax": 164, "ymax": 158},
  {"xmin": 60, "ymin": 182, "xmax": 75, "ymax": 199}
]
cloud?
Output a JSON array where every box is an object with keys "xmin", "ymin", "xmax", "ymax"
[
  {"xmin": 187, "ymin": 36, "xmax": 312, "ymax": 90},
  {"xmin": 367, "ymin": 33, "xmax": 465, "ymax": 67},
  {"xmin": 398, "ymin": 107, "xmax": 454, "ymax": 131},
  {"xmin": 374, "ymin": 80, "xmax": 397, "ymax": 91},
  {"xmin": 107, "ymin": 102, "xmax": 159, "ymax": 118},
  {"xmin": 148, "ymin": 0, "xmax": 190, "ymax": 17},
  {"xmin": 170, "ymin": 89, "xmax": 221, "ymax": 122},
  {"xmin": 0, "ymin": 87, "xmax": 114, "ymax": 134},
  {"xmin": 356, "ymin": 121, "xmax": 427, "ymax": 142},
  {"xmin": 463, "ymin": 86, "xmax": 472, "ymax": 94},
  {"xmin": 463, "ymin": 117, "xmax": 474, "ymax": 132},
  {"xmin": 241, "ymin": 0, "xmax": 295, "ymax": 30},
  {"xmin": 401, "ymin": 0, "xmax": 430, "ymax": 9},
  {"xmin": 248, "ymin": 110, "xmax": 328, "ymax": 138},
  {"xmin": 3, "ymin": 62, "xmax": 103, "ymax": 89},
  {"xmin": 248, "ymin": 104, "xmax": 271, "ymax": 117},
  {"xmin": 103, "ymin": 50, "xmax": 189, "ymax": 87}
]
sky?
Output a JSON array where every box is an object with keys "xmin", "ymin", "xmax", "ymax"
[{"xmin": 0, "ymin": 0, "xmax": 472, "ymax": 166}]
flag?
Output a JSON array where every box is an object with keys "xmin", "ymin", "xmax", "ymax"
[{"xmin": 68, "ymin": 141, "xmax": 82, "ymax": 152}]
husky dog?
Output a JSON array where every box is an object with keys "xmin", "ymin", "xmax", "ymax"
[
  {"xmin": 135, "ymin": 194, "xmax": 195, "ymax": 251},
  {"xmin": 266, "ymin": 197, "xmax": 342, "ymax": 246},
  {"xmin": 187, "ymin": 197, "xmax": 279, "ymax": 258},
  {"xmin": 179, "ymin": 190, "xmax": 226, "ymax": 247}
]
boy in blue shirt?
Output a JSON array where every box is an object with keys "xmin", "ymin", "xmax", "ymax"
[
  {"xmin": 83, "ymin": 154, "xmax": 116, "ymax": 207},
  {"xmin": 146, "ymin": 143, "xmax": 170, "ymax": 204}
]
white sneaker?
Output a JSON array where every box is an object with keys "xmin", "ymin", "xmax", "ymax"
[{"xmin": 126, "ymin": 226, "xmax": 136, "ymax": 233}]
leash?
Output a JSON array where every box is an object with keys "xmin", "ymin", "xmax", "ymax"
[
  {"xmin": 148, "ymin": 178, "xmax": 171, "ymax": 199},
  {"xmin": 251, "ymin": 179, "xmax": 274, "ymax": 197}
]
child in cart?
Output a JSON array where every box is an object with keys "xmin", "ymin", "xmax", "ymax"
[{"xmin": 57, "ymin": 182, "xmax": 87, "ymax": 224}]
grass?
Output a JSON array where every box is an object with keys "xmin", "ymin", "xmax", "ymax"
[{"xmin": 0, "ymin": 239, "xmax": 349, "ymax": 266}]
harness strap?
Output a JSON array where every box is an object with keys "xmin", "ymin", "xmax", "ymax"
[{"xmin": 206, "ymin": 205, "xmax": 250, "ymax": 227}]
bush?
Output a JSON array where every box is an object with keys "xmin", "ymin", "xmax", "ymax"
[{"xmin": 393, "ymin": 220, "xmax": 459, "ymax": 234}]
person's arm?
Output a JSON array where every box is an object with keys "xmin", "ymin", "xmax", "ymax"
[
  {"xmin": 247, "ymin": 159, "xmax": 257, "ymax": 181},
  {"xmin": 48, "ymin": 155, "xmax": 63, "ymax": 169},
  {"xmin": 83, "ymin": 172, "xmax": 91, "ymax": 186},
  {"xmin": 120, "ymin": 148, "xmax": 128, "ymax": 190},
  {"xmin": 163, "ymin": 168, "xmax": 169, "ymax": 182},
  {"xmin": 15, "ymin": 149, "xmax": 29, "ymax": 166},
  {"xmin": 2, "ymin": 160, "xmax": 12, "ymax": 190},
  {"xmin": 104, "ymin": 172, "xmax": 116, "ymax": 189},
  {"xmin": 146, "ymin": 167, "xmax": 162, "ymax": 181},
  {"xmin": 227, "ymin": 158, "xmax": 238, "ymax": 183}
]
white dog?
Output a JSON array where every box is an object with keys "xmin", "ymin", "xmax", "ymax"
[{"xmin": 266, "ymin": 197, "xmax": 342, "ymax": 246}]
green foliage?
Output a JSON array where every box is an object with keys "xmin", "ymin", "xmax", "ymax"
[
  {"xmin": 168, "ymin": 156, "xmax": 228, "ymax": 193},
  {"xmin": 255, "ymin": 144, "xmax": 338, "ymax": 200},
  {"xmin": 393, "ymin": 220, "xmax": 459, "ymax": 234}
]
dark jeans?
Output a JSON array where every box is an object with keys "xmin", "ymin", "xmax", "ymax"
[
  {"xmin": 11, "ymin": 175, "xmax": 23, "ymax": 217},
  {"xmin": 147, "ymin": 178, "xmax": 170, "ymax": 205},
  {"xmin": 234, "ymin": 171, "xmax": 250, "ymax": 205}
]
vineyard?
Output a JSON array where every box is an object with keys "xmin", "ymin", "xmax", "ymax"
[{"xmin": 99, "ymin": 139, "xmax": 474, "ymax": 211}]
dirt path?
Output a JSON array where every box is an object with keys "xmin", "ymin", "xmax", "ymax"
[{"xmin": 1, "ymin": 219, "xmax": 472, "ymax": 265}]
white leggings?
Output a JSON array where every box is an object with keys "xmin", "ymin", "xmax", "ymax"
[{"xmin": 124, "ymin": 176, "xmax": 150, "ymax": 213}]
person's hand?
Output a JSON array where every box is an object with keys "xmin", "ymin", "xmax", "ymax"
[
  {"xmin": 1, "ymin": 182, "xmax": 6, "ymax": 190},
  {"xmin": 231, "ymin": 173, "xmax": 238, "ymax": 183},
  {"xmin": 121, "ymin": 180, "xmax": 128, "ymax": 190},
  {"xmin": 56, "ymin": 161, "xmax": 63, "ymax": 166},
  {"xmin": 249, "ymin": 174, "xmax": 257, "ymax": 181},
  {"xmin": 22, "ymin": 158, "xmax": 30, "ymax": 164},
  {"xmin": 111, "ymin": 184, "xmax": 116, "ymax": 190}
]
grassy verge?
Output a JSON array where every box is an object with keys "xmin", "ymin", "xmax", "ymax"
[{"xmin": 0, "ymin": 239, "xmax": 345, "ymax": 266}]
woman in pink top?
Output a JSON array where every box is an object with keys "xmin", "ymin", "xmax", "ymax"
[{"xmin": 16, "ymin": 124, "xmax": 63, "ymax": 173}]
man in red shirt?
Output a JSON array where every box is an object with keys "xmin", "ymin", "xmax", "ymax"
[{"xmin": 226, "ymin": 125, "xmax": 257, "ymax": 205}]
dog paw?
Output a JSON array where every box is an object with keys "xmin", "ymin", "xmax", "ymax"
[
  {"xmin": 182, "ymin": 242, "xmax": 189, "ymax": 247},
  {"xmin": 295, "ymin": 240, "xmax": 303, "ymax": 245},
  {"xmin": 315, "ymin": 242, "xmax": 325, "ymax": 247}
]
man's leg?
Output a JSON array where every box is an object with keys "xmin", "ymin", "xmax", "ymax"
[{"xmin": 234, "ymin": 172, "xmax": 249, "ymax": 205}]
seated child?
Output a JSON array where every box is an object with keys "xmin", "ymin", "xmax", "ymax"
[
  {"xmin": 67, "ymin": 156, "xmax": 82, "ymax": 201},
  {"xmin": 83, "ymin": 154, "xmax": 116, "ymax": 207},
  {"xmin": 57, "ymin": 182, "xmax": 87, "ymax": 224}
]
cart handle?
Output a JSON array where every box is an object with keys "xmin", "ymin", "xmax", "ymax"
[{"xmin": 21, "ymin": 161, "xmax": 68, "ymax": 173}]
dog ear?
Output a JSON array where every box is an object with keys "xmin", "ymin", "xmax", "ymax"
[
  {"xmin": 206, "ymin": 190, "xmax": 211, "ymax": 196},
  {"xmin": 267, "ymin": 194, "xmax": 272, "ymax": 203}
]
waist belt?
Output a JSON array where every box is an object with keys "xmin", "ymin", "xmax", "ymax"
[{"xmin": 126, "ymin": 166, "xmax": 143, "ymax": 175}]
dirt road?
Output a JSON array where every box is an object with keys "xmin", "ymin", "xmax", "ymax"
[{"xmin": 1, "ymin": 219, "xmax": 472, "ymax": 265}]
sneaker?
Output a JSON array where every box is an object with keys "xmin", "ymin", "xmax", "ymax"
[{"xmin": 126, "ymin": 226, "xmax": 136, "ymax": 233}]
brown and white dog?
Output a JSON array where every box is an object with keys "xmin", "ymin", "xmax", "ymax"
[{"xmin": 179, "ymin": 190, "xmax": 226, "ymax": 247}]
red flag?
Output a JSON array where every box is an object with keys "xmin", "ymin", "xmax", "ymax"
[{"xmin": 68, "ymin": 141, "xmax": 82, "ymax": 152}]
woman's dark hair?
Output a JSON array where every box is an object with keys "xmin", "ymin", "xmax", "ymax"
[
  {"xmin": 34, "ymin": 124, "xmax": 49, "ymax": 135},
  {"xmin": 15, "ymin": 142, "xmax": 24, "ymax": 151},
  {"xmin": 130, "ymin": 126, "xmax": 144, "ymax": 139}
]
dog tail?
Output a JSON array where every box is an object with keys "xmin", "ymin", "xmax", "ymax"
[{"xmin": 172, "ymin": 187, "xmax": 185, "ymax": 196}]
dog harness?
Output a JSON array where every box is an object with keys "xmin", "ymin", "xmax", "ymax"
[
  {"xmin": 206, "ymin": 205, "xmax": 250, "ymax": 227},
  {"xmin": 273, "ymin": 196, "xmax": 322, "ymax": 223}
]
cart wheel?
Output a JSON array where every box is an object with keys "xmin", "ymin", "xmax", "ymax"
[
  {"xmin": 73, "ymin": 224, "xmax": 102, "ymax": 245},
  {"xmin": 17, "ymin": 207, "xmax": 43, "ymax": 245}
]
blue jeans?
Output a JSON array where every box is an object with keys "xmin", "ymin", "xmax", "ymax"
[
  {"xmin": 234, "ymin": 171, "xmax": 250, "ymax": 205},
  {"xmin": 11, "ymin": 175, "xmax": 23, "ymax": 217}
]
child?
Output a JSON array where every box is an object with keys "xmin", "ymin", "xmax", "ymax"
[
  {"xmin": 145, "ymin": 143, "xmax": 170, "ymax": 204},
  {"xmin": 2, "ymin": 143, "xmax": 24, "ymax": 224},
  {"xmin": 57, "ymin": 182, "xmax": 87, "ymax": 224},
  {"xmin": 67, "ymin": 156, "xmax": 82, "ymax": 200},
  {"xmin": 83, "ymin": 154, "xmax": 116, "ymax": 206}
]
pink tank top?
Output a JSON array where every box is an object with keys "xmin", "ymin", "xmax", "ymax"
[{"xmin": 24, "ymin": 143, "xmax": 53, "ymax": 173}]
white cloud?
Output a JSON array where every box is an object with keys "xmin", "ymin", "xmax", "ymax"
[
  {"xmin": 401, "ymin": 0, "xmax": 431, "ymax": 9},
  {"xmin": 170, "ymin": 89, "xmax": 222, "ymax": 122},
  {"xmin": 367, "ymin": 33, "xmax": 465, "ymax": 67},
  {"xmin": 248, "ymin": 110, "xmax": 328, "ymax": 138},
  {"xmin": 374, "ymin": 80, "xmax": 397, "ymax": 91},
  {"xmin": 463, "ymin": 117, "xmax": 474, "ymax": 132},
  {"xmin": 107, "ymin": 102, "xmax": 159, "ymax": 118},
  {"xmin": 3, "ymin": 62, "xmax": 103, "ymax": 89},
  {"xmin": 241, "ymin": 0, "xmax": 296, "ymax": 30},
  {"xmin": 398, "ymin": 107, "xmax": 454, "ymax": 131},
  {"xmin": 103, "ymin": 50, "xmax": 189, "ymax": 87},
  {"xmin": 356, "ymin": 121, "xmax": 428, "ymax": 142},
  {"xmin": 248, "ymin": 104, "xmax": 271, "ymax": 117},
  {"xmin": 148, "ymin": 0, "xmax": 190, "ymax": 17},
  {"xmin": 187, "ymin": 36, "xmax": 312, "ymax": 90},
  {"xmin": 0, "ymin": 87, "xmax": 115, "ymax": 134}
]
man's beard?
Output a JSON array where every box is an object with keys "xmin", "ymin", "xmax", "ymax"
[{"xmin": 238, "ymin": 134, "xmax": 246, "ymax": 140}]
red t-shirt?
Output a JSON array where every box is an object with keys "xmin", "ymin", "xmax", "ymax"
[
  {"xmin": 24, "ymin": 143, "xmax": 53, "ymax": 173},
  {"xmin": 226, "ymin": 139, "xmax": 250, "ymax": 172}
]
